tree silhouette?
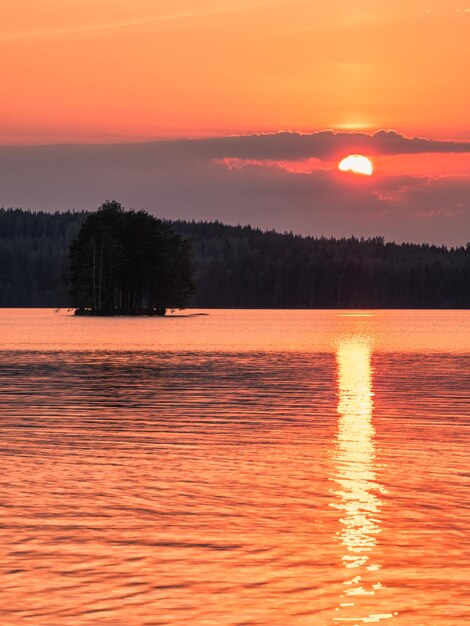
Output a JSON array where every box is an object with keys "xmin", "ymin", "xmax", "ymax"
[{"xmin": 68, "ymin": 202, "xmax": 193, "ymax": 315}]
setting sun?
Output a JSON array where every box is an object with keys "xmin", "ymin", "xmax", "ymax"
[{"xmin": 338, "ymin": 155, "xmax": 374, "ymax": 176}]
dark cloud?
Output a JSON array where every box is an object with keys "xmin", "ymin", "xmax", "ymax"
[
  {"xmin": 1, "ymin": 130, "xmax": 470, "ymax": 166},
  {"xmin": 0, "ymin": 135, "xmax": 469, "ymax": 246},
  {"xmin": 174, "ymin": 129, "xmax": 470, "ymax": 159}
]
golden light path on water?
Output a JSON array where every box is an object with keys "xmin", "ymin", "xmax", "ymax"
[
  {"xmin": 0, "ymin": 311, "xmax": 469, "ymax": 623},
  {"xmin": 332, "ymin": 338, "xmax": 395, "ymax": 624}
]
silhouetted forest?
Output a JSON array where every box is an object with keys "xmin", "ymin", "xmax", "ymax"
[
  {"xmin": 69, "ymin": 202, "xmax": 193, "ymax": 315},
  {"xmin": 1, "ymin": 207, "xmax": 469, "ymax": 308}
]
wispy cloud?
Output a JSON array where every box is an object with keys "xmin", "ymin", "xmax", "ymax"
[{"xmin": 0, "ymin": 0, "xmax": 297, "ymax": 42}]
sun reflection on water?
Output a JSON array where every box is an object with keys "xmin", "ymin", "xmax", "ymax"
[{"xmin": 332, "ymin": 338, "xmax": 395, "ymax": 624}]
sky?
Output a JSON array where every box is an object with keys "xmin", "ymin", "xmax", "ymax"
[{"xmin": 1, "ymin": 0, "xmax": 469, "ymax": 244}]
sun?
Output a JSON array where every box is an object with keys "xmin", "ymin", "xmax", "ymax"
[{"xmin": 338, "ymin": 155, "xmax": 373, "ymax": 176}]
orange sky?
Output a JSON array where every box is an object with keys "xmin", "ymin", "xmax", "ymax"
[
  {"xmin": 1, "ymin": 0, "xmax": 469, "ymax": 144},
  {"xmin": 1, "ymin": 1, "xmax": 469, "ymax": 243}
]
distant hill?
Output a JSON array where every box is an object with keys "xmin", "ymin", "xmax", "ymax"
[{"xmin": 0, "ymin": 207, "xmax": 469, "ymax": 308}]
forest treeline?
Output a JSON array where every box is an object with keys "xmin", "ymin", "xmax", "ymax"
[{"xmin": 0, "ymin": 207, "xmax": 469, "ymax": 308}]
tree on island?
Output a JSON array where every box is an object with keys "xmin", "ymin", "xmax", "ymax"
[{"xmin": 68, "ymin": 201, "xmax": 193, "ymax": 315}]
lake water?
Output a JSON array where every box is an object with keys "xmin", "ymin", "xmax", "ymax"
[{"xmin": 0, "ymin": 309, "xmax": 468, "ymax": 625}]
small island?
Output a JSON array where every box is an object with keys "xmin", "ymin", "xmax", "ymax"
[{"xmin": 68, "ymin": 201, "xmax": 193, "ymax": 316}]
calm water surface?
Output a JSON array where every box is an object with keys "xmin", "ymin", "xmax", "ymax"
[{"xmin": 0, "ymin": 309, "xmax": 468, "ymax": 625}]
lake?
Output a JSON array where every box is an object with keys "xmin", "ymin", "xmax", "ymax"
[{"xmin": 0, "ymin": 309, "xmax": 468, "ymax": 625}]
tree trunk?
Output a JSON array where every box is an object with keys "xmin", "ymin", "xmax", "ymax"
[{"xmin": 98, "ymin": 238, "xmax": 103, "ymax": 311}]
